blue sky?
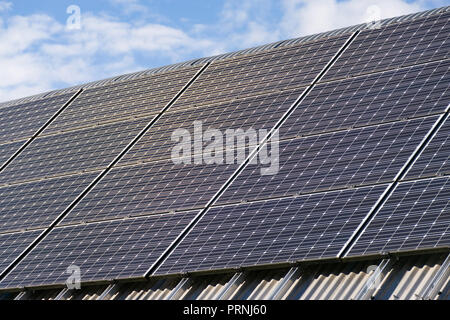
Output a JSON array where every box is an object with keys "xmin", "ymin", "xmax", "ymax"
[{"xmin": 0, "ymin": 0, "xmax": 448, "ymax": 102}]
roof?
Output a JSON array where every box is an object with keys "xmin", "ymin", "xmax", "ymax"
[{"xmin": 0, "ymin": 6, "xmax": 449, "ymax": 300}]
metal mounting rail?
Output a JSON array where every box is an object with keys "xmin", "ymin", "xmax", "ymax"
[
  {"xmin": 354, "ymin": 259, "xmax": 393, "ymax": 300},
  {"xmin": 419, "ymin": 253, "xmax": 450, "ymax": 300}
]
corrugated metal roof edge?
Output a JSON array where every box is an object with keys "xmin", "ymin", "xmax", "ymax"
[
  {"xmin": 0, "ymin": 247, "xmax": 447, "ymax": 293},
  {"xmin": 2, "ymin": 251, "xmax": 448, "ymax": 300},
  {"xmin": 0, "ymin": 5, "xmax": 448, "ymax": 109}
]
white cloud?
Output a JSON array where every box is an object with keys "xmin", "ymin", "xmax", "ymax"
[
  {"xmin": 0, "ymin": 0, "xmax": 442, "ymax": 102},
  {"xmin": 279, "ymin": 0, "xmax": 424, "ymax": 37},
  {"xmin": 0, "ymin": 13, "xmax": 219, "ymax": 102}
]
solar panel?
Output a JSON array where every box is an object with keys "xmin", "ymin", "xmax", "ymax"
[
  {"xmin": 0, "ymin": 171, "xmax": 99, "ymax": 233},
  {"xmin": 42, "ymin": 66, "xmax": 202, "ymax": 135},
  {"xmin": 0, "ymin": 211, "xmax": 198, "ymax": 289},
  {"xmin": 155, "ymin": 185, "xmax": 387, "ymax": 275},
  {"xmin": 0, "ymin": 116, "xmax": 154, "ymax": 184},
  {"xmin": 170, "ymin": 34, "xmax": 350, "ymax": 112},
  {"xmin": 217, "ymin": 116, "xmax": 439, "ymax": 205},
  {"xmin": 405, "ymin": 115, "xmax": 450, "ymax": 180},
  {"xmin": 119, "ymin": 89, "xmax": 303, "ymax": 165},
  {"xmin": 0, "ymin": 230, "xmax": 43, "ymax": 277},
  {"xmin": 322, "ymin": 11, "xmax": 450, "ymax": 82},
  {"xmin": 347, "ymin": 176, "xmax": 450, "ymax": 257},
  {"xmin": 280, "ymin": 59, "xmax": 450, "ymax": 140},
  {"xmin": 59, "ymin": 161, "xmax": 240, "ymax": 225},
  {"xmin": 0, "ymin": 93, "xmax": 74, "ymax": 142}
]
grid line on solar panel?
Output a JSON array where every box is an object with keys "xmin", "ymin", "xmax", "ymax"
[
  {"xmin": 59, "ymin": 159, "xmax": 241, "ymax": 226},
  {"xmin": 0, "ymin": 115, "xmax": 156, "ymax": 185},
  {"xmin": 118, "ymin": 88, "xmax": 304, "ymax": 166},
  {"xmin": 0, "ymin": 171, "xmax": 100, "ymax": 234},
  {"xmin": 347, "ymin": 176, "xmax": 450, "ymax": 257},
  {"xmin": 154, "ymin": 184, "xmax": 388, "ymax": 275},
  {"xmin": 405, "ymin": 115, "xmax": 450, "ymax": 180},
  {"xmin": 168, "ymin": 34, "xmax": 350, "ymax": 112},
  {"xmin": 0, "ymin": 93, "xmax": 74, "ymax": 143},
  {"xmin": 216, "ymin": 116, "xmax": 440, "ymax": 206},
  {"xmin": 322, "ymin": 11, "xmax": 450, "ymax": 82},
  {"xmin": 42, "ymin": 66, "xmax": 202, "ymax": 135},
  {"xmin": 0, "ymin": 230, "xmax": 43, "ymax": 278},
  {"xmin": 0, "ymin": 211, "xmax": 198, "ymax": 289},
  {"xmin": 280, "ymin": 59, "xmax": 450, "ymax": 140}
]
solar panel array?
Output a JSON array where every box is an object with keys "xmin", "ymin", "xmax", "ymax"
[
  {"xmin": 57, "ymin": 34, "xmax": 351, "ymax": 229},
  {"xmin": 0, "ymin": 7, "xmax": 449, "ymax": 289},
  {"xmin": 156, "ymin": 10, "xmax": 450, "ymax": 274}
]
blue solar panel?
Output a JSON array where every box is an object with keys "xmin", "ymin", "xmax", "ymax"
[
  {"xmin": 0, "ymin": 115, "xmax": 154, "ymax": 184},
  {"xmin": 0, "ymin": 211, "xmax": 198, "ymax": 289},
  {"xmin": 0, "ymin": 172, "xmax": 99, "ymax": 233},
  {"xmin": 347, "ymin": 176, "xmax": 450, "ymax": 257},
  {"xmin": 280, "ymin": 59, "xmax": 450, "ymax": 140},
  {"xmin": 217, "ymin": 116, "xmax": 439, "ymax": 205},
  {"xmin": 155, "ymin": 185, "xmax": 387, "ymax": 275}
]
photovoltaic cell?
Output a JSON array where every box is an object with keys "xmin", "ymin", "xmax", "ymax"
[
  {"xmin": 43, "ymin": 66, "xmax": 201, "ymax": 134},
  {"xmin": 119, "ymin": 89, "xmax": 303, "ymax": 165},
  {"xmin": 281, "ymin": 59, "xmax": 450, "ymax": 140},
  {"xmin": 60, "ymin": 161, "xmax": 240, "ymax": 225},
  {"xmin": 347, "ymin": 176, "xmax": 450, "ymax": 257},
  {"xmin": 170, "ymin": 34, "xmax": 350, "ymax": 112},
  {"xmin": 405, "ymin": 116, "xmax": 450, "ymax": 180},
  {"xmin": 322, "ymin": 11, "xmax": 450, "ymax": 82},
  {"xmin": 155, "ymin": 185, "xmax": 387, "ymax": 275},
  {"xmin": 0, "ymin": 211, "xmax": 198, "ymax": 289},
  {"xmin": 0, "ymin": 116, "xmax": 154, "ymax": 184},
  {"xmin": 217, "ymin": 116, "xmax": 439, "ymax": 205},
  {"xmin": 0, "ymin": 93, "xmax": 73, "ymax": 143},
  {"xmin": 0, "ymin": 230, "xmax": 43, "ymax": 277},
  {"xmin": 0, "ymin": 171, "xmax": 99, "ymax": 234}
]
